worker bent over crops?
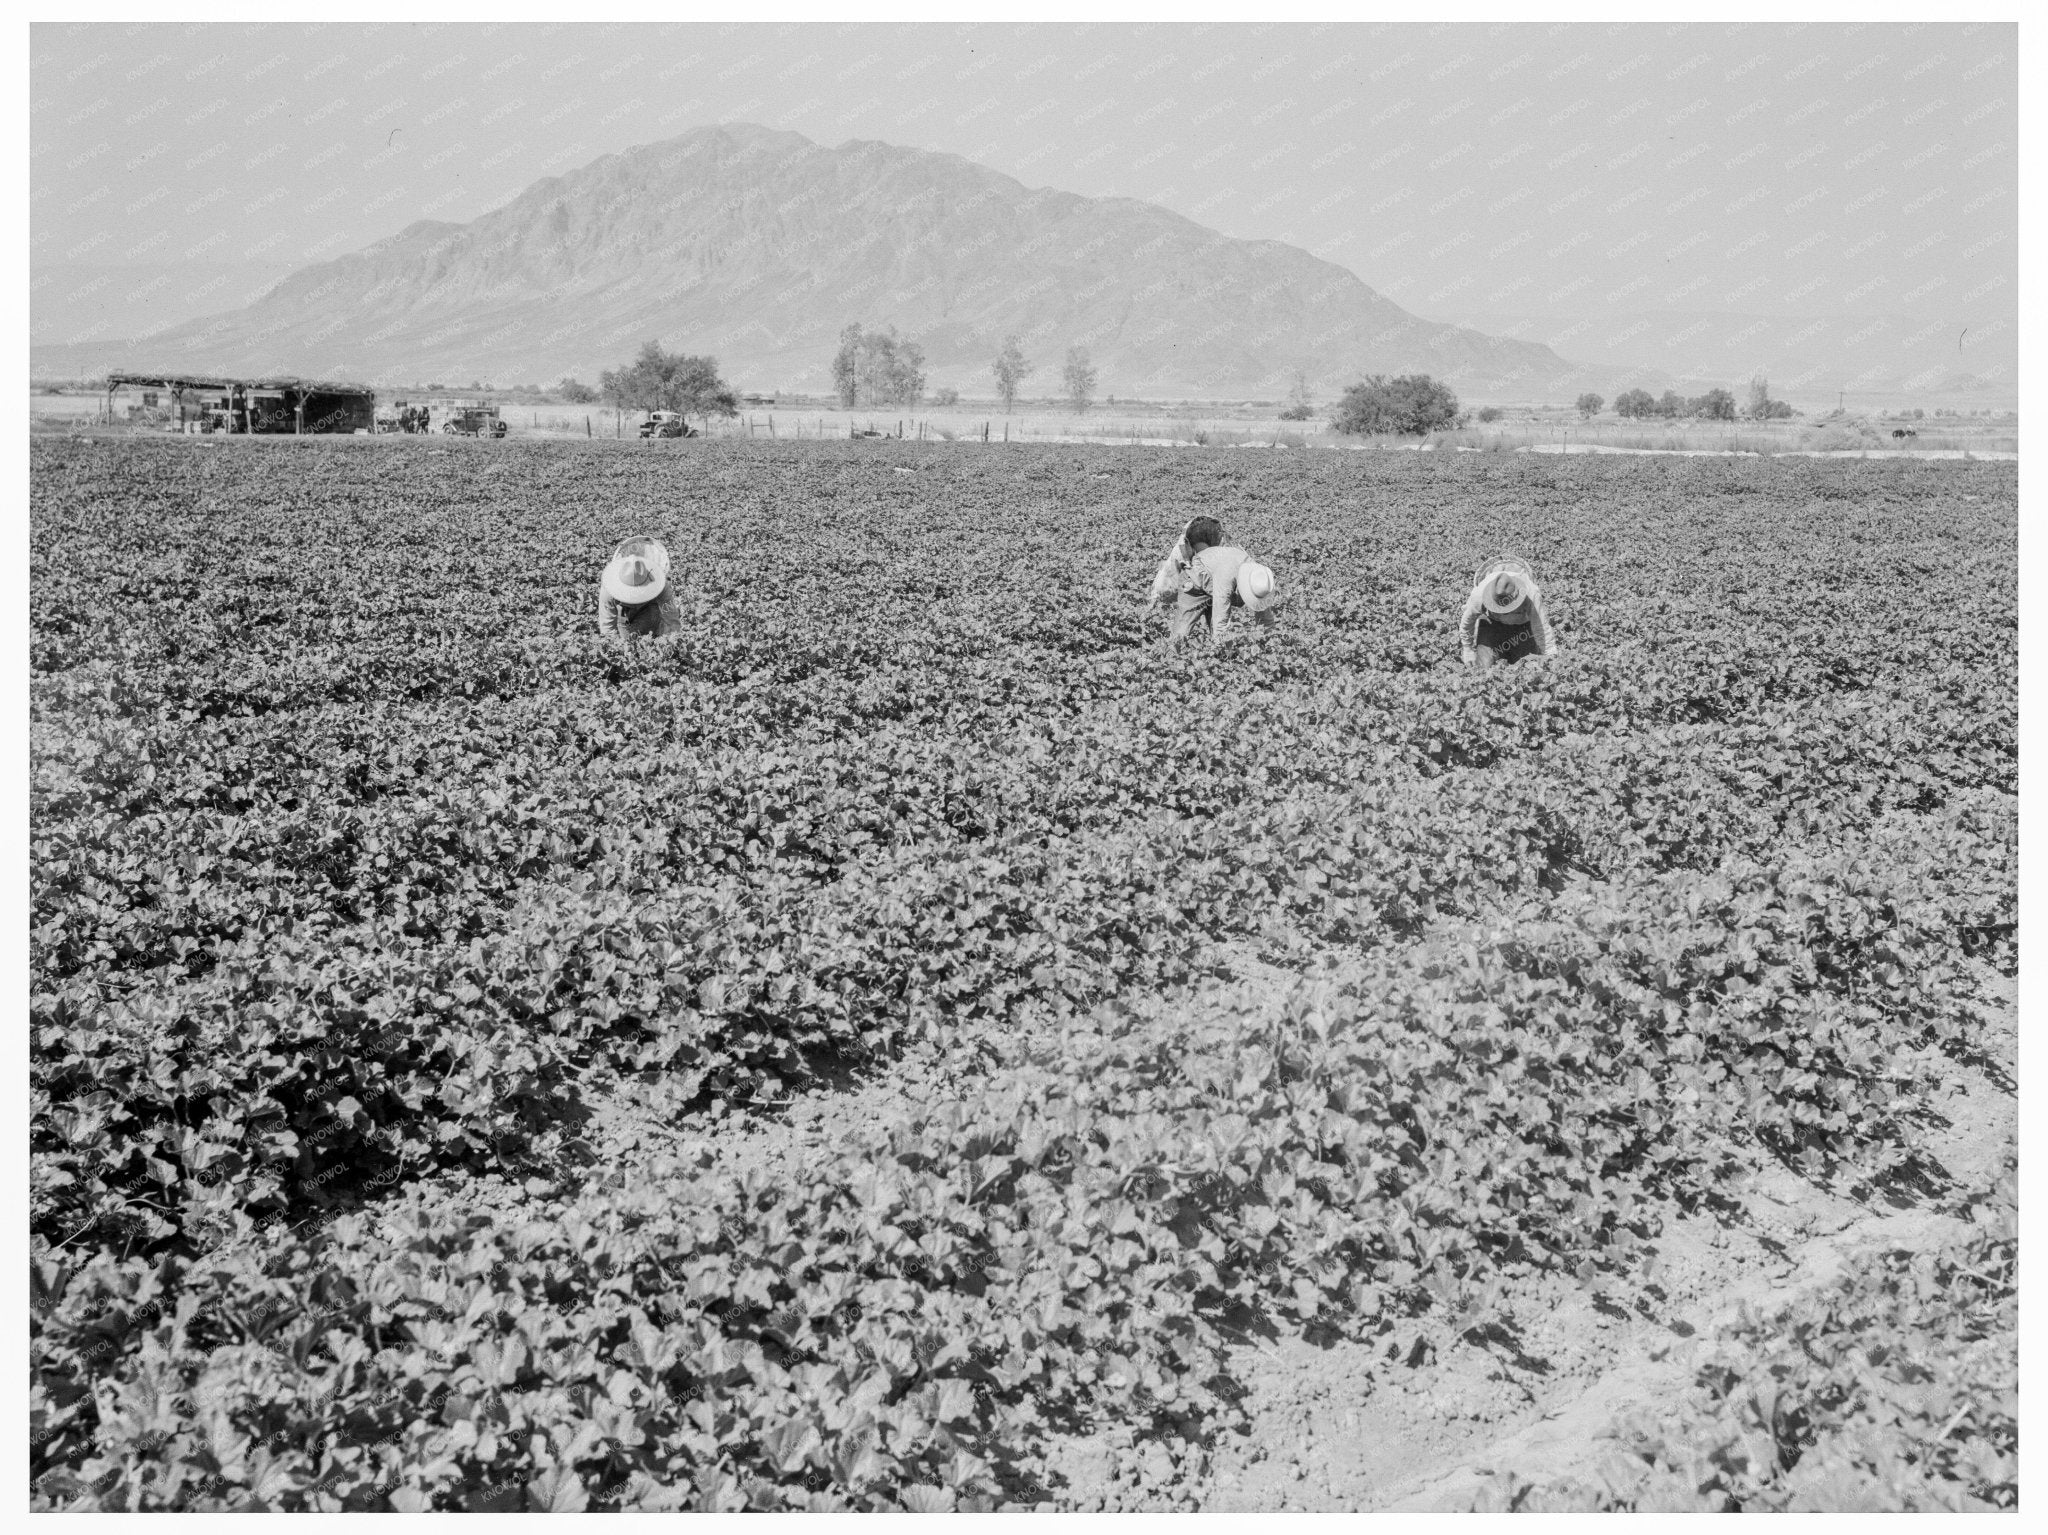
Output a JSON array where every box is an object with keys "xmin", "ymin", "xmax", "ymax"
[
  {"xmin": 597, "ymin": 535, "xmax": 684, "ymax": 643},
  {"xmin": 1459, "ymin": 556, "xmax": 1556, "ymax": 668},
  {"xmin": 1146, "ymin": 516, "xmax": 1279, "ymax": 646}
]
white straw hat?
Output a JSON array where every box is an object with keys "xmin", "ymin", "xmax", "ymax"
[
  {"xmin": 603, "ymin": 536, "xmax": 669, "ymax": 606},
  {"xmin": 1237, "ymin": 561, "xmax": 1278, "ymax": 611},
  {"xmin": 1480, "ymin": 570, "xmax": 1527, "ymax": 615}
]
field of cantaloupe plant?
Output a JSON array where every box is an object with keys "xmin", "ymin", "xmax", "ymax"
[{"xmin": 31, "ymin": 436, "xmax": 2015, "ymax": 1509}]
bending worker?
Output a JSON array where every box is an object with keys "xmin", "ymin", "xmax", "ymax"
[
  {"xmin": 597, "ymin": 535, "xmax": 684, "ymax": 643},
  {"xmin": 1146, "ymin": 516, "xmax": 1279, "ymax": 645},
  {"xmin": 1459, "ymin": 555, "xmax": 1556, "ymax": 667}
]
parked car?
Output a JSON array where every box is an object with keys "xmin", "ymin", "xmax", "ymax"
[
  {"xmin": 443, "ymin": 403, "xmax": 508, "ymax": 438},
  {"xmin": 638, "ymin": 411, "xmax": 694, "ymax": 439}
]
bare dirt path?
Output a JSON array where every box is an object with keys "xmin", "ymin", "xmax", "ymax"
[
  {"xmin": 1199, "ymin": 962, "xmax": 2016, "ymax": 1513},
  {"xmin": 1026, "ymin": 951, "xmax": 2015, "ymax": 1512}
]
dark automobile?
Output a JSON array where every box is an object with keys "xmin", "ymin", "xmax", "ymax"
[
  {"xmin": 638, "ymin": 411, "xmax": 695, "ymax": 439},
  {"xmin": 443, "ymin": 403, "xmax": 509, "ymax": 438}
]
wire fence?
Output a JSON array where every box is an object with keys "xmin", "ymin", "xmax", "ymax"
[{"xmin": 29, "ymin": 397, "xmax": 2020, "ymax": 458}]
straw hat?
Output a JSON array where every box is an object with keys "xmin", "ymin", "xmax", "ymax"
[
  {"xmin": 602, "ymin": 536, "xmax": 669, "ymax": 606},
  {"xmin": 1237, "ymin": 560, "xmax": 1278, "ymax": 611},
  {"xmin": 1480, "ymin": 570, "xmax": 1528, "ymax": 615}
]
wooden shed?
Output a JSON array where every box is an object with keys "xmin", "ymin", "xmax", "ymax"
[{"xmin": 104, "ymin": 372, "xmax": 377, "ymax": 435}]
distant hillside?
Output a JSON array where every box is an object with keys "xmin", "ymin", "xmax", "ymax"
[
  {"xmin": 31, "ymin": 123, "xmax": 1646, "ymax": 399},
  {"xmin": 1437, "ymin": 307, "xmax": 2016, "ymax": 405},
  {"xmin": 32, "ymin": 261, "xmax": 295, "ymax": 354}
]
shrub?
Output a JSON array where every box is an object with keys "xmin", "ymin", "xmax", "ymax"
[
  {"xmin": 932, "ymin": 386, "xmax": 960, "ymax": 407},
  {"xmin": 1476, "ymin": 407, "xmax": 1503, "ymax": 424},
  {"xmin": 1575, "ymin": 393, "xmax": 1603, "ymax": 418},
  {"xmin": 1330, "ymin": 374, "xmax": 1461, "ymax": 436},
  {"xmin": 1746, "ymin": 375, "xmax": 1795, "ymax": 421},
  {"xmin": 1690, "ymin": 387, "xmax": 1738, "ymax": 421}
]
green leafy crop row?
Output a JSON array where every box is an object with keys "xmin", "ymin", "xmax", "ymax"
[{"xmin": 31, "ymin": 439, "xmax": 2015, "ymax": 1508}]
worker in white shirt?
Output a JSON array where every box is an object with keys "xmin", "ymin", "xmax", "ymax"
[
  {"xmin": 1458, "ymin": 556, "xmax": 1557, "ymax": 667},
  {"xmin": 1146, "ymin": 517, "xmax": 1279, "ymax": 645}
]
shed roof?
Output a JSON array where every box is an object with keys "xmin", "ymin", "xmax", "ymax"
[{"xmin": 106, "ymin": 371, "xmax": 375, "ymax": 396}]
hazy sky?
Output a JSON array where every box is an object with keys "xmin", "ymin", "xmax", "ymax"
[{"xmin": 32, "ymin": 20, "xmax": 2016, "ymax": 327}]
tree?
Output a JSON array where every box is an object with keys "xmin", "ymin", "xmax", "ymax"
[
  {"xmin": 833, "ymin": 324, "xmax": 927, "ymax": 408},
  {"xmin": 1656, "ymin": 390, "xmax": 1685, "ymax": 418},
  {"xmin": 598, "ymin": 340, "xmax": 739, "ymax": 430},
  {"xmin": 1330, "ymin": 373, "xmax": 1461, "ymax": 436},
  {"xmin": 831, "ymin": 324, "xmax": 862, "ymax": 408},
  {"xmin": 1690, "ymin": 387, "xmax": 1737, "ymax": 421},
  {"xmin": 1746, "ymin": 375, "xmax": 1793, "ymax": 421},
  {"xmin": 1575, "ymin": 393, "xmax": 1603, "ymax": 418},
  {"xmin": 666, "ymin": 353, "xmax": 741, "ymax": 429},
  {"xmin": 559, "ymin": 378, "xmax": 599, "ymax": 404},
  {"xmin": 1279, "ymin": 369, "xmax": 1314, "ymax": 421},
  {"xmin": 991, "ymin": 334, "xmax": 1033, "ymax": 413},
  {"xmin": 1062, "ymin": 346, "xmax": 1097, "ymax": 414},
  {"xmin": 888, "ymin": 334, "xmax": 927, "ymax": 408},
  {"xmin": 1614, "ymin": 388, "xmax": 1657, "ymax": 419},
  {"xmin": 598, "ymin": 365, "xmax": 635, "ymax": 413}
]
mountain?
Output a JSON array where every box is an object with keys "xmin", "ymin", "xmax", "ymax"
[
  {"xmin": 31, "ymin": 123, "xmax": 1644, "ymax": 399},
  {"xmin": 32, "ymin": 262, "xmax": 296, "ymax": 355}
]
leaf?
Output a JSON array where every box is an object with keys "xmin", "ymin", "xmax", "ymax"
[
  {"xmin": 934, "ymin": 1377, "xmax": 976, "ymax": 1423},
  {"xmin": 242, "ymin": 1452, "xmax": 303, "ymax": 1506},
  {"xmin": 527, "ymin": 1468, "xmax": 589, "ymax": 1513}
]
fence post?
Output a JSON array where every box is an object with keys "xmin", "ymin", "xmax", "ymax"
[
  {"xmin": 586, "ymin": 416, "xmax": 591, "ymax": 437},
  {"xmin": 768, "ymin": 414, "xmax": 775, "ymax": 438}
]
